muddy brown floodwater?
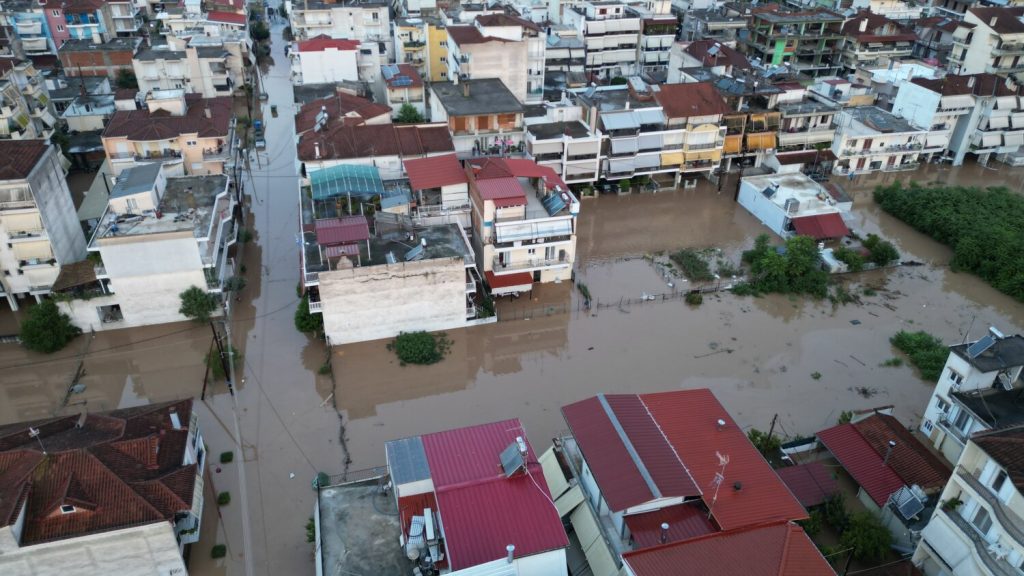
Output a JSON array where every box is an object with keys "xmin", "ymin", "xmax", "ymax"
[{"xmin": 2, "ymin": 59, "xmax": 1024, "ymax": 576}]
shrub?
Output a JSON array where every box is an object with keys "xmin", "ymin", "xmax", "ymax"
[
  {"xmin": 20, "ymin": 300, "xmax": 81, "ymax": 353},
  {"xmin": 609, "ymin": 76, "xmax": 628, "ymax": 85},
  {"xmin": 840, "ymin": 511, "xmax": 893, "ymax": 562},
  {"xmin": 834, "ymin": 246, "xmax": 865, "ymax": 272},
  {"xmin": 211, "ymin": 544, "xmax": 227, "ymax": 559},
  {"xmin": 206, "ymin": 346, "xmax": 241, "ymax": 381},
  {"xmin": 396, "ymin": 103, "xmax": 424, "ymax": 123},
  {"xmin": 685, "ymin": 292, "xmax": 703, "ymax": 306},
  {"xmin": 224, "ymin": 276, "xmax": 246, "ymax": 292},
  {"xmin": 747, "ymin": 428, "xmax": 781, "ymax": 459},
  {"xmin": 670, "ymin": 249, "xmax": 714, "ymax": 282},
  {"xmin": 823, "ymin": 493, "xmax": 850, "ymax": 532},
  {"xmin": 862, "ymin": 233, "xmax": 900, "ymax": 266},
  {"xmin": 217, "ymin": 492, "xmax": 231, "ymax": 506},
  {"xmin": 294, "ymin": 294, "xmax": 323, "ymax": 333},
  {"xmin": 798, "ymin": 508, "xmax": 823, "ymax": 538},
  {"xmin": 576, "ymin": 281, "xmax": 591, "ymax": 302},
  {"xmin": 306, "ymin": 518, "xmax": 316, "ymax": 543},
  {"xmin": 715, "ymin": 259, "xmax": 741, "ymax": 278},
  {"xmin": 741, "ymin": 234, "xmax": 828, "ymax": 298},
  {"xmin": 220, "ymin": 451, "xmax": 234, "ymax": 464},
  {"xmin": 237, "ymin": 228, "xmax": 253, "ymax": 243},
  {"xmin": 890, "ymin": 330, "xmax": 947, "ymax": 381},
  {"xmin": 477, "ymin": 294, "xmax": 496, "ymax": 318},
  {"xmin": 388, "ymin": 331, "xmax": 451, "ymax": 365},
  {"xmin": 318, "ymin": 363, "xmax": 332, "ymax": 375},
  {"xmin": 880, "ymin": 357, "xmax": 903, "ymax": 367},
  {"xmin": 179, "ymin": 286, "xmax": 219, "ymax": 322},
  {"xmin": 811, "ymin": 371, "xmax": 822, "ymax": 380},
  {"xmin": 618, "ymin": 179, "xmax": 631, "ymax": 193},
  {"xmin": 837, "ymin": 410, "xmax": 854, "ymax": 424}
]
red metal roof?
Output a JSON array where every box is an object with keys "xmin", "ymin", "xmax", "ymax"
[
  {"xmin": 816, "ymin": 423, "xmax": 905, "ymax": 507},
  {"xmin": 484, "ymin": 271, "xmax": 533, "ymax": 290},
  {"xmin": 623, "ymin": 502, "xmax": 717, "ymax": 548},
  {"xmin": 419, "ymin": 420, "xmax": 567, "ymax": 570},
  {"xmin": 640, "ymin": 390, "xmax": 808, "ymax": 530},
  {"xmin": 475, "ymin": 178, "xmax": 526, "ymax": 204},
  {"xmin": 623, "ymin": 522, "xmax": 835, "ymax": 576},
  {"xmin": 501, "ymin": 158, "xmax": 569, "ymax": 191},
  {"xmin": 791, "ymin": 213, "xmax": 849, "ymax": 240},
  {"xmin": 206, "ymin": 10, "xmax": 246, "ymax": 25},
  {"xmin": 298, "ymin": 34, "xmax": 361, "ymax": 52},
  {"xmin": 313, "ymin": 216, "xmax": 370, "ymax": 246},
  {"xmin": 852, "ymin": 414, "xmax": 951, "ymax": 492},
  {"xmin": 774, "ymin": 150, "xmax": 837, "ymax": 165},
  {"xmin": 775, "ymin": 462, "xmax": 838, "ymax": 509},
  {"xmin": 404, "ymin": 154, "xmax": 466, "ymax": 190},
  {"xmin": 323, "ymin": 244, "xmax": 360, "ymax": 258}
]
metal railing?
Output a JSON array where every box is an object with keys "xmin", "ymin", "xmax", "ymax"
[
  {"xmin": 308, "ymin": 299, "xmax": 323, "ymax": 313},
  {"xmin": 492, "ymin": 256, "xmax": 569, "ymax": 272},
  {"xmin": 941, "ymin": 509, "xmax": 1017, "ymax": 576},
  {"xmin": 304, "ymin": 272, "xmax": 320, "ymax": 285},
  {"xmin": 937, "ymin": 414, "xmax": 970, "ymax": 445},
  {"xmin": 958, "ymin": 467, "xmax": 1024, "ymax": 545}
]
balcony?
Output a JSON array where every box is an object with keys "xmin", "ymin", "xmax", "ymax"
[
  {"xmin": 492, "ymin": 255, "xmax": 570, "ymax": 273},
  {"xmin": 203, "ymin": 145, "xmax": 230, "ymax": 160},
  {"xmin": 403, "ymin": 40, "xmax": 425, "ymax": 49},
  {"xmin": 16, "ymin": 21, "xmax": 42, "ymax": 36},
  {"xmin": 304, "ymin": 271, "xmax": 319, "ymax": 287},
  {"xmin": 940, "ymin": 509, "xmax": 1018, "ymax": 576},
  {"xmin": 987, "ymin": 62, "xmax": 1024, "ymax": 74},
  {"xmin": 7, "ymin": 228, "xmax": 45, "ymax": 241},
  {"xmin": 94, "ymin": 264, "xmax": 107, "ymax": 278},
  {"xmin": 686, "ymin": 142, "xmax": 719, "ymax": 151},
  {"xmin": 843, "ymin": 143, "xmax": 923, "ymax": 156},
  {"xmin": 937, "ymin": 413, "xmax": 970, "ymax": 446},
  {"xmin": 134, "ymin": 149, "xmax": 182, "ymax": 161},
  {"xmin": 19, "ymin": 258, "xmax": 54, "ymax": 269},
  {"xmin": 958, "ymin": 467, "xmax": 1024, "ymax": 545},
  {"xmin": 308, "ymin": 298, "xmax": 323, "ymax": 313}
]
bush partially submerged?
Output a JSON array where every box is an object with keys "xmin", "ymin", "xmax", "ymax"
[
  {"xmin": 388, "ymin": 331, "xmax": 452, "ymax": 365},
  {"xmin": 891, "ymin": 330, "xmax": 947, "ymax": 381},
  {"xmin": 20, "ymin": 300, "xmax": 80, "ymax": 353}
]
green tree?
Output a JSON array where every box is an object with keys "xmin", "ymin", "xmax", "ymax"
[
  {"xmin": 251, "ymin": 21, "xmax": 270, "ymax": 42},
  {"xmin": 116, "ymin": 68, "xmax": 138, "ymax": 90},
  {"xmin": 388, "ymin": 331, "xmax": 451, "ymax": 365},
  {"xmin": 609, "ymin": 76, "xmax": 628, "ymax": 85},
  {"xmin": 890, "ymin": 330, "xmax": 947, "ymax": 381},
  {"xmin": 20, "ymin": 300, "xmax": 81, "ymax": 353},
  {"xmin": 746, "ymin": 428, "xmax": 782, "ymax": 459},
  {"xmin": 179, "ymin": 286, "xmax": 219, "ymax": 322},
  {"xmin": 50, "ymin": 129, "xmax": 70, "ymax": 156},
  {"xmin": 294, "ymin": 294, "xmax": 323, "ymax": 333},
  {"xmin": 840, "ymin": 511, "xmax": 892, "ymax": 562},
  {"xmin": 395, "ymin": 103, "xmax": 424, "ymax": 124},
  {"xmin": 862, "ymin": 233, "xmax": 900, "ymax": 266},
  {"xmin": 618, "ymin": 179, "xmax": 631, "ymax": 193}
]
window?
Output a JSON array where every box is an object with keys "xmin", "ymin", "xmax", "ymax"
[
  {"xmin": 186, "ymin": 140, "xmax": 197, "ymax": 146},
  {"xmin": 527, "ymin": 248, "xmax": 536, "ymax": 255},
  {"xmin": 60, "ymin": 505, "xmax": 76, "ymax": 514},
  {"xmin": 52, "ymin": 9, "xmax": 60, "ymax": 16},
  {"xmin": 954, "ymin": 409, "xmax": 970, "ymax": 432},
  {"xmin": 936, "ymin": 397, "xmax": 950, "ymax": 413},
  {"xmin": 57, "ymin": 25, "xmax": 64, "ymax": 32},
  {"xmin": 948, "ymin": 368, "xmax": 964, "ymax": 385},
  {"xmin": 992, "ymin": 469, "xmax": 1008, "ymax": 494},
  {"xmin": 972, "ymin": 506, "xmax": 992, "ymax": 535},
  {"xmin": 126, "ymin": 198, "xmax": 138, "ymax": 212}
]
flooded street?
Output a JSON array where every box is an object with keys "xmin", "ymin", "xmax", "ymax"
[{"xmin": 0, "ymin": 27, "xmax": 1024, "ymax": 576}]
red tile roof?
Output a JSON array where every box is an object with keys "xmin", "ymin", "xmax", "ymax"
[
  {"xmin": 841, "ymin": 11, "xmax": 916, "ymax": 42},
  {"xmin": 404, "ymin": 153, "xmax": 466, "ymax": 190},
  {"xmin": 912, "ymin": 73, "xmax": 1022, "ymax": 97},
  {"xmin": 297, "ymin": 34, "xmax": 361, "ymax": 52},
  {"xmin": 207, "ymin": 10, "xmax": 247, "ymax": 25},
  {"xmin": 654, "ymin": 82, "xmax": 731, "ymax": 119},
  {"xmin": 0, "ymin": 400, "xmax": 198, "ymax": 545},
  {"xmin": 474, "ymin": 177, "xmax": 526, "ymax": 205},
  {"xmin": 969, "ymin": 7, "xmax": 1024, "ymax": 34},
  {"xmin": 974, "ymin": 426, "xmax": 1024, "ymax": 491},
  {"xmin": 103, "ymin": 95, "xmax": 233, "ymax": 140},
  {"xmin": 852, "ymin": 414, "xmax": 951, "ymax": 492},
  {"xmin": 500, "ymin": 158, "xmax": 569, "ymax": 190},
  {"xmin": 623, "ymin": 502, "xmax": 717, "ymax": 548},
  {"xmin": 775, "ymin": 462, "xmax": 838, "ymax": 508},
  {"xmin": 816, "ymin": 423, "xmax": 905, "ymax": 507},
  {"xmin": 384, "ymin": 63, "xmax": 423, "ymax": 89},
  {"xmin": 0, "ymin": 140, "xmax": 49, "ymax": 180},
  {"xmin": 298, "ymin": 123, "xmax": 454, "ymax": 162},
  {"xmin": 774, "ymin": 150, "xmax": 837, "ymax": 165},
  {"xmin": 641, "ymin": 390, "xmax": 808, "ymax": 530},
  {"xmin": 294, "ymin": 93, "xmax": 391, "ymax": 133},
  {"xmin": 791, "ymin": 213, "xmax": 849, "ymax": 240},
  {"xmin": 314, "ymin": 216, "xmax": 370, "ymax": 246},
  {"xmin": 447, "ymin": 25, "xmax": 515, "ymax": 45},
  {"xmin": 475, "ymin": 13, "xmax": 541, "ymax": 31},
  {"xmin": 684, "ymin": 40, "xmax": 750, "ymax": 70},
  {"xmin": 418, "ymin": 419, "xmax": 568, "ymax": 570},
  {"xmin": 623, "ymin": 522, "xmax": 835, "ymax": 576},
  {"xmin": 484, "ymin": 270, "xmax": 533, "ymax": 290}
]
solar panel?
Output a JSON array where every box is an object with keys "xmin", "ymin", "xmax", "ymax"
[
  {"xmin": 382, "ymin": 64, "xmax": 399, "ymax": 80},
  {"xmin": 967, "ymin": 335, "xmax": 996, "ymax": 359},
  {"xmin": 500, "ymin": 441, "xmax": 525, "ymax": 478},
  {"xmin": 404, "ymin": 244, "xmax": 425, "ymax": 261}
]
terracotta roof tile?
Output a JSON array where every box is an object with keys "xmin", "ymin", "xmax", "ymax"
[
  {"xmin": 294, "ymin": 93, "xmax": 391, "ymax": 133},
  {"xmin": 853, "ymin": 413, "xmax": 951, "ymax": 492},
  {"xmin": 684, "ymin": 40, "xmax": 750, "ymax": 69},
  {"xmin": 475, "ymin": 13, "xmax": 541, "ymax": 31},
  {"xmin": 973, "ymin": 426, "xmax": 1024, "ymax": 491},
  {"xmin": 0, "ymin": 140, "xmax": 49, "ymax": 180},
  {"xmin": 404, "ymin": 153, "xmax": 466, "ymax": 190},
  {"xmin": 654, "ymin": 82, "xmax": 731, "ymax": 119},
  {"xmin": 297, "ymin": 34, "xmax": 360, "ymax": 52},
  {"xmin": 776, "ymin": 462, "xmax": 838, "ymax": 508},
  {"xmin": 817, "ymin": 422, "xmax": 905, "ymax": 507},
  {"xmin": 207, "ymin": 10, "xmax": 247, "ymax": 25},
  {"xmin": 969, "ymin": 7, "xmax": 1024, "ymax": 34},
  {"xmin": 103, "ymin": 95, "xmax": 232, "ymax": 141},
  {"xmin": 912, "ymin": 73, "xmax": 1021, "ymax": 97},
  {"xmin": 297, "ymin": 123, "xmax": 453, "ymax": 162}
]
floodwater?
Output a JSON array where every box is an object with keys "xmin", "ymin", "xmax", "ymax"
[{"xmin": 1, "ymin": 30, "xmax": 1024, "ymax": 576}]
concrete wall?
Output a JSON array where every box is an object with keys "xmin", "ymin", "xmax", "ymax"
[
  {"xmin": 736, "ymin": 179, "xmax": 786, "ymax": 238},
  {"xmin": 319, "ymin": 257, "xmax": 468, "ymax": 345},
  {"xmin": 31, "ymin": 146, "xmax": 88, "ymax": 267},
  {"xmin": 0, "ymin": 521, "xmax": 186, "ymax": 576},
  {"xmin": 295, "ymin": 49, "xmax": 359, "ymax": 85},
  {"xmin": 449, "ymin": 39, "xmax": 528, "ymax": 103}
]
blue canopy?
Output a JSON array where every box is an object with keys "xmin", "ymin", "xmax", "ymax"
[{"xmin": 310, "ymin": 164, "xmax": 385, "ymax": 200}]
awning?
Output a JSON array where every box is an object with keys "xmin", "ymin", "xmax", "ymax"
[
  {"xmin": 485, "ymin": 270, "xmax": 533, "ymax": 295},
  {"xmin": 634, "ymin": 153, "xmax": 661, "ymax": 169},
  {"xmin": 988, "ymin": 115, "xmax": 1010, "ymax": 130},
  {"xmin": 324, "ymin": 244, "xmax": 360, "ymax": 258},
  {"xmin": 1004, "ymin": 131, "xmax": 1024, "ymax": 147},
  {"xmin": 746, "ymin": 132, "xmax": 777, "ymax": 150},
  {"xmin": 791, "ymin": 213, "xmax": 849, "ymax": 239},
  {"xmin": 723, "ymin": 135, "xmax": 743, "ymax": 154},
  {"xmin": 611, "ymin": 137, "xmax": 639, "ymax": 154}
]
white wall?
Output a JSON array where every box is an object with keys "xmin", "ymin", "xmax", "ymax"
[
  {"xmin": 892, "ymin": 82, "xmax": 940, "ymax": 130},
  {"xmin": 736, "ymin": 180, "xmax": 786, "ymax": 238},
  {"xmin": 294, "ymin": 48, "xmax": 359, "ymax": 85}
]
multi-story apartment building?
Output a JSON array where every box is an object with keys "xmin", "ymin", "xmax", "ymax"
[
  {"xmin": 839, "ymin": 10, "xmax": 916, "ymax": 72},
  {"xmin": 378, "ymin": 63, "xmax": 425, "ymax": 118},
  {"xmin": 917, "ymin": 328, "xmax": 1024, "ymax": 465},
  {"xmin": 635, "ymin": 13, "xmax": 675, "ymax": 74},
  {"xmin": 61, "ymin": 0, "xmax": 108, "ymax": 44},
  {"xmin": 429, "ymin": 78, "xmax": 525, "ymax": 157},
  {"xmin": 0, "ymin": 140, "xmax": 86, "ymax": 310},
  {"xmin": 913, "ymin": 17, "xmax": 957, "ymax": 65},
  {"xmin": 563, "ymin": 1, "xmax": 642, "ymax": 80},
  {"xmin": 668, "ymin": 39, "xmax": 750, "ymax": 83},
  {"xmin": 0, "ymin": 58, "xmax": 53, "ymax": 140},
  {"xmin": 545, "ymin": 26, "xmax": 587, "ymax": 84},
  {"xmin": 105, "ymin": 0, "xmax": 143, "ymax": 37},
  {"xmin": 950, "ymin": 7, "xmax": 1024, "ymax": 77},
  {"xmin": 57, "ymin": 166, "xmax": 236, "ymax": 330},
  {"xmin": 394, "ymin": 16, "xmax": 428, "ymax": 78},
  {"xmin": 739, "ymin": 6, "xmax": 844, "ymax": 77},
  {"xmin": 467, "ymin": 156, "xmax": 579, "ymax": 294},
  {"xmin": 446, "ymin": 14, "xmax": 545, "ymax": 104},
  {"xmin": 102, "ymin": 89, "xmax": 235, "ymax": 176},
  {"xmin": 525, "ymin": 103, "xmax": 602, "ymax": 184},
  {"xmin": 913, "ymin": 425, "xmax": 1024, "ymax": 576},
  {"xmin": 297, "ymin": 121, "xmax": 454, "ymax": 178},
  {"xmin": 424, "ymin": 16, "xmax": 448, "ymax": 81},
  {"xmin": 832, "ymin": 105, "xmax": 934, "ymax": 174},
  {"xmin": 131, "ymin": 46, "xmax": 189, "ymax": 93},
  {"xmin": 893, "ymin": 73, "xmax": 1022, "ymax": 166},
  {"xmin": 680, "ymin": 8, "xmax": 750, "ymax": 45},
  {"xmin": 655, "ymin": 81, "xmax": 730, "ymax": 180},
  {"xmin": 288, "ymin": 35, "xmax": 360, "ymax": 85},
  {"xmin": 287, "ymin": 0, "xmax": 392, "ymax": 60},
  {"xmin": 777, "ymin": 100, "xmax": 838, "ymax": 152},
  {"xmin": 8, "ymin": 4, "xmax": 55, "ymax": 56},
  {"xmin": 58, "ymin": 37, "xmax": 139, "ymax": 79}
]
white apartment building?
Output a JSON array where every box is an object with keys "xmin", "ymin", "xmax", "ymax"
[
  {"xmin": 58, "ymin": 166, "xmax": 236, "ymax": 330},
  {"xmin": 894, "ymin": 73, "xmax": 1024, "ymax": 167},
  {"xmin": 446, "ymin": 14, "xmax": 545, "ymax": 104},
  {"xmin": 0, "ymin": 141, "xmax": 86, "ymax": 311},
  {"xmin": 525, "ymin": 101, "xmax": 603, "ymax": 184},
  {"xmin": 289, "ymin": 35, "xmax": 361, "ymax": 85},
  {"xmin": 913, "ymin": 425, "xmax": 1024, "ymax": 576},
  {"xmin": 831, "ymin": 106, "xmax": 937, "ymax": 174},
  {"xmin": 918, "ymin": 328, "xmax": 1024, "ymax": 466},
  {"xmin": 287, "ymin": 0, "xmax": 393, "ymax": 60},
  {"xmin": 563, "ymin": 1, "xmax": 642, "ymax": 79},
  {"xmin": 132, "ymin": 46, "xmax": 190, "ymax": 95},
  {"xmin": 133, "ymin": 36, "xmax": 247, "ymax": 99},
  {"xmin": 778, "ymin": 101, "xmax": 839, "ymax": 152},
  {"xmin": 950, "ymin": 7, "xmax": 1024, "ymax": 77}
]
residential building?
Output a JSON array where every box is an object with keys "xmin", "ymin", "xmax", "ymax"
[
  {"xmin": 524, "ymin": 103, "xmax": 602, "ymax": 184},
  {"xmin": 287, "ymin": 0, "xmax": 392, "ymax": 61},
  {"xmin": 950, "ymin": 7, "xmax": 1024, "ymax": 77},
  {"xmin": 893, "ymin": 73, "xmax": 1021, "ymax": 166},
  {"xmin": 831, "ymin": 105, "xmax": 936, "ymax": 174},
  {"xmin": 62, "ymin": 92, "xmax": 115, "ymax": 131},
  {"xmin": 562, "ymin": 1, "xmax": 643, "ymax": 80},
  {"xmin": 544, "ymin": 26, "xmax": 586, "ymax": 86},
  {"xmin": 468, "ymin": 157, "xmax": 579, "ymax": 295},
  {"xmin": 403, "ymin": 153, "xmax": 472, "ymax": 225},
  {"xmin": 737, "ymin": 172, "xmax": 851, "ymax": 241},
  {"xmin": 636, "ymin": 14, "xmax": 676, "ymax": 75},
  {"xmin": 429, "ymin": 78, "xmax": 525, "ymax": 157},
  {"xmin": 913, "ymin": 16, "xmax": 957, "ymax": 65},
  {"xmin": 298, "ymin": 121, "xmax": 454, "ymax": 178},
  {"xmin": 918, "ymin": 328, "xmax": 1024, "ymax": 465},
  {"xmin": 102, "ymin": 89, "xmax": 235, "ymax": 176},
  {"xmin": 777, "ymin": 100, "xmax": 838, "ymax": 152},
  {"xmin": 446, "ymin": 13, "xmax": 545, "ymax": 104},
  {"xmin": 868, "ymin": 0, "xmax": 924, "ymax": 21},
  {"xmin": 913, "ymin": 425, "xmax": 1024, "ymax": 576},
  {"xmin": 817, "ymin": 411, "xmax": 952, "ymax": 550},
  {"xmin": 9, "ymin": 5, "xmax": 55, "ymax": 56},
  {"xmin": 544, "ymin": 389, "xmax": 833, "ymax": 576},
  {"xmin": 839, "ymin": 11, "xmax": 916, "ymax": 72},
  {"xmin": 314, "ymin": 419, "xmax": 566, "ymax": 575},
  {"xmin": 294, "ymin": 91, "xmax": 392, "ymax": 136},
  {"xmin": 0, "ymin": 58, "xmax": 53, "ymax": 140},
  {"xmin": 57, "ymin": 166, "xmax": 236, "ymax": 330},
  {"xmin": 378, "ymin": 63, "xmax": 425, "ymax": 118},
  {"xmin": 105, "ymin": 0, "xmax": 143, "ymax": 37},
  {"xmin": 61, "ymin": 0, "xmax": 108, "ymax": 44},
  {"xmin": 0, "ymin": 400, "xmax": 205, "ymax": 576},
  {"xmin": 58, "ymin": 37, "xmax": 138, "ymax": 79},
  {"xmin": 738, "ymin": 6, "xmax": 845, "ymax": 77},
  {"xmin": 0, "ymin": 141, "xmax": 86, "ymax": 310},
  {"xmin": 680, "ymin": 9, "xmax": 749, "ymax": 45},
  {"xmin": 45, "ymin": 74, "xmax": 110, "ymax": 113},
  {"xmin": 394, "ymin": 17, "xmax": 428, "ymax": 78},
  {"xmin": 668, "ymin": 39, "xmax": 751, "ymax": 83},
  {"xmin": 288, "ymin": 35, "xmax": 360, "ymax": 85},
  {"xmin": 299, "ymin": 165, "xmax": 485, "ymax": 343},
  {"xmin": 853, "ymin": 60, "xmax": 943, "ymax": 110},
  {"xmin": 808, "ymin": 77, "xmax": 876, "ymax": 108},
  {"xmin": 131, "ymin": 46, "xmax": 189, "ymax": 94},
  {"xmin": 654, "ymin": 81, "xmax": 731, "ymax": 181}
]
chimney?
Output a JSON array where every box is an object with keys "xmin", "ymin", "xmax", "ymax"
[
  {"xmin": 858, "ymin": 18, "xmax": 867, "ymax": 33},
  {"xmin": 733, "ymin": 481, "xmax": 743, "ymax": 491},
  {"xmin": 883, "ymin": 440, "xmax": 896, "ymax": 465},
  {"xmin": 463, "ymin": 81, "xmax": 470, "ymax": 98},
  {"xmin": 204, "ymin": 106, "xmax": 211, "ymax": 119},
  {"xmin": 659, "ymin": 523, "xmax": 669, "ymax": 544},
  {"xmin": 314, "ymin": 142, "xmax": 321, "ymax": 159},
  {"xmin": 506, "ymin": 544, "xmax": 515, "ymax": 564},
  {"xmin": 991, "ymin": 16, "xmax": 998, "ymax": 27}
]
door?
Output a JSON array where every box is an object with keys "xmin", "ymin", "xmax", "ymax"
[{"xmin": 862, "ymin": 138, "xmax": 873, "ymax": 151}]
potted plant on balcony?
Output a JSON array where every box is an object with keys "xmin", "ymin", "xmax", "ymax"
[
  {"xmin": 618, "ymin": 179, "xmax": 631, "ymax": 195},
  {"xmin": 941, "ymin": 497, "xmax": 963, "ymax": 512}
]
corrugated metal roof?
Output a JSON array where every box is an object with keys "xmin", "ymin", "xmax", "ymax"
[
  {"xmin": 640, "ymin": 390, "xmax": 808, "ymax": 530},
  {"xmin": 484, "ymin": 271, "xmax": 533, "ymax": 292},
  {"xmin": 385, "ymin": 436, "xmax": 431, "ymax": 486},
  {"xmin": 623, "ymin": 502, "xmax": 716, "ymax": 548},
  {"xmin": 313, "ymin": 216, "xmax": 370, "ymax": 246},
  {"xmin": 404, "ymin": 154, "xmax": 466, "ymax": 190},
  {"xmin": 775, "ymin": 462, "xmax": 838, "ymax": 509},
  {"xmin": 623, "ymin": 522, "xmax": 835, "ymax": 576},
  {"xmin": 791, "ymin": 213, "xmax": 849, "ymax": 240},
  {"xmin": 309, "ymin": 164, "xmax": 385, "ymax": 200},
  {"xmin": 420, "ymin": 419, "xmax": 533, "ymax": 488},
  {"xmin": 816, "ymin": 423, "xmax": 905, "ymax": 507},
  {"xmin": 852, "ymin": 414, "xmax": 951, "ymax": 492},
  {"xmin": 475, "ymin": 178, "xmax": 526, "ymax": 203}
]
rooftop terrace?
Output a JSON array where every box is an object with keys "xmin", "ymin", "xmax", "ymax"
[
  {"xmin": 741, "ymin": 172, "xmax": 845, "ymax": 218},
  {"xmin": 317, "ymin": 477, "xmax": 412, "ymax": 576},
  {"xmin": 93, "ymin": 175, "xmax": 229, "ymax": 241}
]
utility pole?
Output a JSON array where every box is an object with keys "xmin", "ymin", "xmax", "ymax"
[{"xmin": 767, "ymin": 413, "xmax": 778, "ymax": 440}]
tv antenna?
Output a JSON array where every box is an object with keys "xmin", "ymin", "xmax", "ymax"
[
  {"xmin": 28, "ymin": 427, "xmax": 47, "ymax": 454},
  {"xmin": 707, "ymin": 451, "xmax": 730, "ymax": 520}
]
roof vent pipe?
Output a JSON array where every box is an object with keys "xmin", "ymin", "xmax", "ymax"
[
  {"xmin": 883, "ymin": 440, "xmax": 896, "ymax": 465},
  {"xmin": 506, "ymin": 544, "xmax": 515, "ymax": 564},
  {"xmin": 660, "ymin": 523, "xmax": 669, "ymax": 543},
  {"xmin": 716, "ymin": 419, "xmax": 726, "ymax": 430}
]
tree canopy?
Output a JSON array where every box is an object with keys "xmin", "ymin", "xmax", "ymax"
[
  {"xmin": 20, "ymin": 300, "xmax": 81, "ymax": 353},
  {"xmin": 179, "ymin": 286, "xmax": 219, "ymax": 322},
  {"xmin": 395, "ymin": 103, "xmax": 424, "ymax": 124},
  {"xmin": 737, "ymin": 234, "xmax": 829, "ymax": 298},
  {"xmin": 294, "ymin": 294, "xmax": 323, "ymax": 333},
  {"xmin": 116, "ymin": 68, "xmax": 138, "ymax": 90}
]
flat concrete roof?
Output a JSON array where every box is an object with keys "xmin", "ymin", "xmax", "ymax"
[
  {"xmin": 94, "ymin": 175, "xmax": 228, "ymax": 240},
  {"xmin": 367, "ymin": 223, "xmax": 473, "ymax": 266},
  {"xmin": 741, "ymin": 172, "xmax": 843, "ymax": 218},
  {"xmin": 527, "ymin": 120, "xmax": 593, "ymax": 140},
  {"xmin": 431, "ymin": 79, "xmax": 524, "ymax": 116},
  {"xmin": 842, "ymin": 106, "xmax": 920, "ymax": 135},
  {"xmin": 318, "ymin": 478, "xmax": 412, "ymax": 576}
]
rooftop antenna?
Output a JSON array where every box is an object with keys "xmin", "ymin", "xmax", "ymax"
[
  {"xmin": 659, "ymin": 523, "xmax": 669, "ymax": 544},
  {"xmin": 28, "ymin": 427, "xmax": 47, "ymax": 454},
  {"xmin": 707, "ymin": 451, "xmax": 729, "ymax": 520},
  {"xmin": 883, "ymin": 440, "xmax": 896, "ymax": 465}
]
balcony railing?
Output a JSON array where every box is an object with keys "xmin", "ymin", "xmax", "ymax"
[
  {"xmin": 492, "ymin": 256, "xmax": 569, "ymax": 273},
  {"xmin": 958, "ymin": 467, "xmax": 1024, "ymax": 545},
  {"xmin": 94, "ymin": 265, "xmax": 107, "ymax": 277},
  {"xmin": 7, "ymin": 228, "xmax": 44, "ymax": 240},
  {"xmin": 308, "ymin": 299, "xmax": 323, "ymax": 313},
  {"xmin": 304, "ymin": 272, "xmax": 319, "ymax": 286},
  {"xmin": 937, "ymin": 413, "xmax": 970, "ymax": 445},
  {"xmin": 941, "ymin": 509, "xmax": 1018, "ymax": 576},
  {"xmin": 19, "ymin": 258, "xmax": 54, "ymax": 268},
  {"xmin": 134, "ymin": 150, "xmax": 182, "ymax": 161}
]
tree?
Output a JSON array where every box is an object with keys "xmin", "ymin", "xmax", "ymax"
[
  {"xmin": 116, "ymin": 68, "xmax": 138, "ymax": 90},
  {"xmin": 609, "ymin": 76, "xmax": 628, "ymax": 85},
  {"xmin": 862, "ymin": 233, "xmax": 900, "ymax": 266},
  {"xmin": 395, "ymin": 103, "xmax": 424, "ymax": 124},
  {"xmin": 618, "ymin": 179, "xmax": 631, "ymax": 193},
  {"xmin": 179, "ymin": 286, "xmax": 218, "ymax": 322},
  {"xmin": 294, "ymin": 294, "xmax": 323, "ymax": 333},
  {"xmin": 20, "ymin": 300, "xmax": 81, "ymax": 353},
  {"xmin": 840, "ymin": 511, "xmax": 892, "ymax": 562},
  {"xmin": 746, "ymin": 428, "xmax": 782, "ymax": 459},
  {"xmin": 388, "ymin": 331, "xmax": 451, "ymax": 365},
  {"xmin": 251, "ymin": 21, "xmax": 270, "ymax": 42}
]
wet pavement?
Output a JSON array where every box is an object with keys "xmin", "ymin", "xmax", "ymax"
[{"xmin": 0, "ymin": 31, "xmax": 1023, "ymax": 576}]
